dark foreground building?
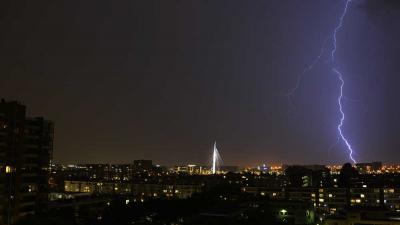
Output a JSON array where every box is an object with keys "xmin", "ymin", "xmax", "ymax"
[
  {"xmin": 323, "ymin": 207, "xmax": 400, "ymax": 225},
  {"xmin": 133, "ymin": 160, "xmax": 153, "ymax": 173},
  {"xmin": 0, "ymin": 100, "xmax": 54, "ymax": 224}
]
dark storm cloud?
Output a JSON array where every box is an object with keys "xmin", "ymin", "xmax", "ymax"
[
  {"xmin": 360, "ymin": 0, "xmax": 400, "ymax": 13},
  {"xmin": 0, "ymin": 0, "xmax": 399, "ymax": 165}
]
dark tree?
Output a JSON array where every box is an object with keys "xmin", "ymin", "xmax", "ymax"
[{"xmin": 339, "ymin": 163, "xmax": 359, "ymax": 188}]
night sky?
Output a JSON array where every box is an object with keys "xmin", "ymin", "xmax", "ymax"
[{"xmin": 1, "ymin": 0, "xmax": 399, "ymax": 166}]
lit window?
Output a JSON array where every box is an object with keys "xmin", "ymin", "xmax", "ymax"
[
  {"xmin": 5, "ymin": 166, "xmax": 11, "ymax": 174},
  {"xmin": 280, "ymin": 209, "xmax": 288, "ymax": 216}
]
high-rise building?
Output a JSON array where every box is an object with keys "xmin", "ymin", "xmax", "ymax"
[{"xmin": 0, "ymin": 100, "xmax": 54, "ymax": 224}]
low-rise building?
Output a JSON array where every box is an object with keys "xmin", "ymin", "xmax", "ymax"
[
  {"xmin": 64, "ymin": 181, "xmax": 203, "ymax": 199},
  {"xmin": 324, "ymin": 207, "xmax": 400, "ymax": 225}
]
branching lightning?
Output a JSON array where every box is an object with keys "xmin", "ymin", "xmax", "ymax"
[
  {"xmin": 331, "ymin": 0, "xmax": 357, "ymax": 164},
  {"xmin": 287, "ymin": 0, "xmax": 357, "ymax": 163},
  {"xmin": 331, "ymin": 0, "xmax": 351, "ymax": 62},
  {"xmin": 333, "ymin": 68, "xmax": 356, "ymax": 163},
  {"xmin": 286, "ymin": 45, "xmax": 325, "ymax": 110}
]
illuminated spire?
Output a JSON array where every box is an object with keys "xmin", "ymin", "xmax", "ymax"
[{"xmin": 212, "ymin": 142, "xmax": 221, "ymax": 174}]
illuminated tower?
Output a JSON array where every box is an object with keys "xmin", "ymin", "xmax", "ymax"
[{"xmin": 212, "ymin": 142, "xmax": 222, "ymax": 174}]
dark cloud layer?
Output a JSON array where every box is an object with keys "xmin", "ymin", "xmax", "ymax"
[
  {"xmin": 0, "ymin": 0, "xmax": 399, "ymax": 165},
  {"xmin": 361, "ymin": 0, "xmax": 400, "ymax": 12}
]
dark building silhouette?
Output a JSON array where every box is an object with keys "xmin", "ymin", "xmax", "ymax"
[
  {"xmin": 284, "ymin": 165, "xmax": 331, "ymax": 188},
  {"xmin": 133, "ymin": 160, "xmax": 153, "ymax": 173},
  {"xmin": 339, "ymin": 163, "xmax": 359, "ymax": 188},
  {"xmin": 0, "ymin": 100, "xmax": 54, "ymax": 224}
]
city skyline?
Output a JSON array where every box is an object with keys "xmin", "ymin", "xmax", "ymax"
[
  {"xmin": 1, "ymin": 1, "xmax": 400, "ymax": 165},
  {"xmin": 2, "ymin": 99, "xmax": 393, "ymax": 167}
]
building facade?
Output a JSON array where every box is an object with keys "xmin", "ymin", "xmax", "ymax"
[
  {"xmin": 324, "ymin": 208, "xmax": 400, "ymax": 225},
  {"xmin": 0, "ymin": 100, "xmax": 54, "ymax": 224}
]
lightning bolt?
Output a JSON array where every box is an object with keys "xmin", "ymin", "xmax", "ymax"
[
  {"xmin": 286, "ymin": 44, "xmax": 325, "ymax": 111},
  {"xmin": 333, "ymin": 68, "xmax": 356, "ymax": 164},
  {"xmin": 331, "ymin": 0, "xmax": 357, "ymax": 164},
  {"xmin": 287, "ymin": 0, "xmax": 357, "ymax": 164}
]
